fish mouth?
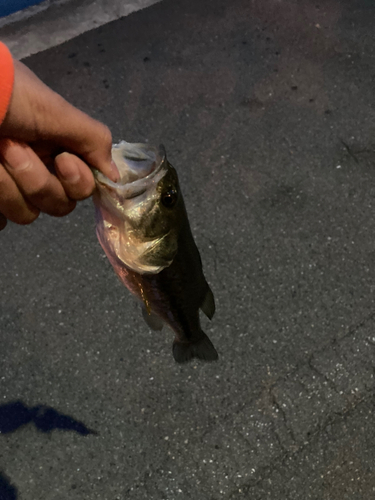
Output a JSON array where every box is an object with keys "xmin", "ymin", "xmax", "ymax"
[{"xmin": 94, "ymin": 142, "xmax": 167, "ymax": 195}]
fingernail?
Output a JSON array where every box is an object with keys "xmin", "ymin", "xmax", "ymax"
[{"xmin": 110, "ymin": 160, "xmax": 120, "ymax": 182}]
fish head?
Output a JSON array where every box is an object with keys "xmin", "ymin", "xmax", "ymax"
[{"xmin": 93, "ymin": 141, "xmax": 185, "ymax": 274}]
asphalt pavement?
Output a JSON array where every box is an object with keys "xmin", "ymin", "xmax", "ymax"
[
  {"xmin": 1, "ymin": 0, "xmax": 375, "ymax": 498},
  {"xmin": 0, "ymin": 0, "xmax": 161, "ymax": 59}
]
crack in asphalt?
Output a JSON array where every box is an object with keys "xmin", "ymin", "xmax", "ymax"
[
  {"xmin": 225, "ymin": 392, "xmax": 372, "ymax": 499},
  {"xmin": 222, "ymin": 310, "xmax": 375, "ymax": 498}
]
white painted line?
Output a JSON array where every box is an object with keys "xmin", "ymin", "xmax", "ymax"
[
  {"xmin": 0, "ymin": 1, "xmax": 71, "ymax": 29},
  {"xmin": 0, "ymin": 0, "xmax": 162, "ymax": 60}
]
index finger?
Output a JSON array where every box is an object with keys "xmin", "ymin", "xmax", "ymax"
[
  {"xmin": 1, "ymin": 61, "xmax": 119, "ymax": 182},
  {"xmin": 41, "ymin": 100, "xmax": 119, "ymax": 182},
  {"xmin": 54, "ymin": 108, "xmax": 118, "ymax": 179}
]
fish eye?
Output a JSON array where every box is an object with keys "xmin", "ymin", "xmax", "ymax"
[{"xmin": 161, "ymin": 188, "xmax": 178, "ymax": 208}]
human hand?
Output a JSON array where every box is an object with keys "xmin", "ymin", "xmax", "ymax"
[{"xmin": 0, "ymin": 59, "xmax": 119, "ymax": 230}]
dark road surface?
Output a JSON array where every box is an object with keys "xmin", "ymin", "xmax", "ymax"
[{"xmin": 1, "ymin": 0, "xmax": 375, "ymax": 498}]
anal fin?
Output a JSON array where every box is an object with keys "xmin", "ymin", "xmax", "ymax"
[
  {"xmin": 200, "ymin": 286, "xmax": 215, "ymax": 320},
  {"xmin": 142, "ymin": 306, "xmax": 164, "ymax": 331}
]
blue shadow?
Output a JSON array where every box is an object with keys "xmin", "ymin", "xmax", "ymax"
[
  {"xmin": 0, "ymin": 400, "xmax": 97, "ymax": 435},
  {"xmin": 0, "ymin": 401, "xmax": 97, "ymax": 499}
]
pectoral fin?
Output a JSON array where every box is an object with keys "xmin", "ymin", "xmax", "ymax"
[
  {"xmin": 200, "ymin": 286, "xmax": 215, "ymax": 320},
  {"xmin": 141, "ymin": 306, "xmax": 164, "ymax": 331}
]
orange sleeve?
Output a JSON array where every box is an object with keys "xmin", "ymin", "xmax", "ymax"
[{"xmin": 0, "ymin": 42, "xmax": 14, "ymax": 125}]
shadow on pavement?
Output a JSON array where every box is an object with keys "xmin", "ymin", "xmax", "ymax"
[
  {"xmin": 0, "ymin": 471, "xmax": 17, "ymax": 500},
  {"xmin": 0, "ymin": 400, "xmax": 97, "ymax": 499},
  {"xmin": 0, "ymin": 400, "xmax": 97, "ymax": 435}
]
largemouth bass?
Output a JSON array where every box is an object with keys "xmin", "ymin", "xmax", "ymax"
[{"xmin": 93, "ymin": 141, "xmax": 218, "ymax": 363}]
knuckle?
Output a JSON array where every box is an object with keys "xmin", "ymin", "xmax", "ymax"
[
  {"xmin": 19, "ymin": 209, "xmax": 40, "ymax": 225},
  {"xmin": 52, "ymin": 201, "xmax": 76, "ymax": 217},
  {"xmin": 27, "ymin": 178, "xmax": 50, "ymax": 199}
]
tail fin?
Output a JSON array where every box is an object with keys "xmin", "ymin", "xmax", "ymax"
[{"xmin": 172, "ymin": 332, "xmax": 218, "ymax": 363}]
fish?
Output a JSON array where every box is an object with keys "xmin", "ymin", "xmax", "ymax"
[{"xmin": 93, "ymin": 141, "xmax": 218, "ymax": 363}]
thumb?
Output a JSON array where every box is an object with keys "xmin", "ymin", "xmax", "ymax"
[
  {"xmin": 54, "ymin": 110, "xmax": 119, "ymax": 182},
  {"xmin": 0, "ymin": 60, "xmax": 119, "ymax": 182}
]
